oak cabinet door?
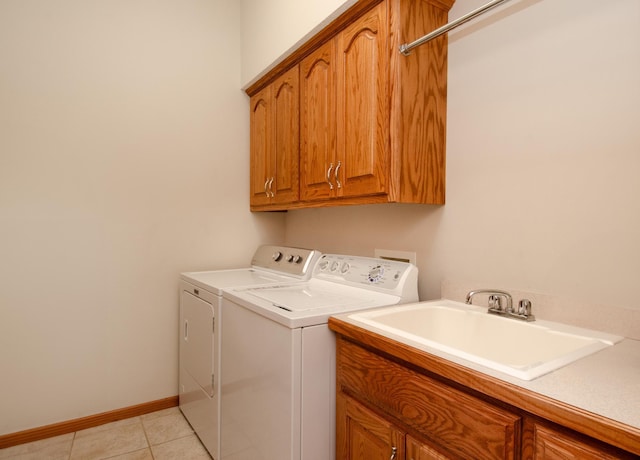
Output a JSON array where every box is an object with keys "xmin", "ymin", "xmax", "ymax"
[
  {"xmin": 337, "ymin": 393, "xmax": 405, "ymax": 460},
  {"xmin": 533, "ymin": 424, "xmax": 626, "ymax": 460},
  {"xmin": 406, "ymin": 436, "xmax": 453, "ymax": 460},
  {"xmin": 336, "ymin": 2, "xmax": 389, "ymax": 198},
  {"xmin": 271, "ymin": 67, "xmax": 299, "ymax": 204},
  {"xmin": 300, "ymin": 40, "xmax": 336, "ymax": 201},
  {"xmin": 249, "ymin": 67, "xmax": 299, "ymax": 207},
  {"xmin": 249, "ymin": 86, "xmax": 273, "ymax": 207}
]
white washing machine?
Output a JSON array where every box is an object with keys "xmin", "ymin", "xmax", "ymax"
[
  {"xmin": 179, "ymin": 245, "xmax": 321, "ymax": 459},
  {"xmin": 220, "ymin": 254, "xmax": 419, "ymax": 460}
]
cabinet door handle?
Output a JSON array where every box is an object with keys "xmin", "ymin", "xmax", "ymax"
[
  {"xmin": 268, "ymin": 176, "xmax": 275, "ymax": 197},
  {"xmin": 264, "ymin": 177, "xmax": 270, "ymax": 197},
  {"xmin": 389, "ymin": 446, "xmax": 397, "ymax": 460},
  {"xmin": 334, "ymin": 160, "xmax": 342, "ymax": 189},
  {"xmin": 326, "ymin": 163, "xmax": 334, "ymax": 190}
]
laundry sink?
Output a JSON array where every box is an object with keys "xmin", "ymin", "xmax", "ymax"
[{"xmin": 347, "ymin": 300, "xmax": 623, "ymax": 380}]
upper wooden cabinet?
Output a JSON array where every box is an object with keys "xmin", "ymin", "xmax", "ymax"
[
  {"xmin": 301, "ymin": 4, "xmax": 388, "ymax": 202},
  {"xmin": 300, "ymin": 40, "xmax": 336, "ymax": 201},
  {"xmin": 247, "ymin": 0, "xmax": 455, "ymax": 211},
  {"xmin": 249, "ymin": 67, "xmax": 299, "ymax": 207}
]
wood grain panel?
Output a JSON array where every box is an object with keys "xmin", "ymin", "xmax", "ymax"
[
  {"xmin": 249, "ymin": 87, "xmax": 272, "ymax": 207},
  {"xmin": 521, "ymin": 419, "xmax": 638, "ymax": 460},
  {"xmin": 407, "ymin": 435, "xmax": 454, "ymax": 460},
  {"xmin": 337, "ymin": 392, "xmax": 405, "ymax": 460},
  {"xmin": 389, "ymin": 0, "xmax": 449, "ymax": 204},
  {"xmin": 336, "ymin": 2, "xmax": 389, "ymax": 198},
  {"xmin": 300, "ymin": 40, "xmax": 336, "ymax": 201},
  {"xmin": 338, "ymin": 339, "xmax": 520, "ymax": 459},
  {"xmin": 272, "ymin": 67, "xmax": 300, "ymax": 204}
]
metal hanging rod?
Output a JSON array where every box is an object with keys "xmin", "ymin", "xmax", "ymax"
[{"xmin": 399, "ymin": 0, "xmax": 514, "ymax": 56}]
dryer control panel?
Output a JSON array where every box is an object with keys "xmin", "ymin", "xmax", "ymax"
[
  {"xmin": 313, "ymin": 254, "xmax": 419, "ymax": 302},
  {"xmin": 251, "ymin": 245, "xmax": 321, "ymax": 278}
]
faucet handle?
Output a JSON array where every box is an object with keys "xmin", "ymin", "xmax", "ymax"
[
  {"xmin": 518, "ymin": 299, "xmax": 530, "ymax": 315},
  {"xmin": 488, "ymin": 295, "xmax": 503, "ymax": 312},
  {"xmin": 518, "ymin": 299, "xmax": 535, "ymax": 320}
]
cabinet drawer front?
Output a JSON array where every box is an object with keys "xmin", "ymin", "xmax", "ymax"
[
  {"xmin": 338, "ymin": 339, "xmax": 520, "ymax": 460},
  {"xmin": 532, "ymin": 423, "xmax": 630, "ymax": 460}
]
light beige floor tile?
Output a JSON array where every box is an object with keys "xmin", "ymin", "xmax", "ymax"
[
  {"xmin": 141, "ymin": 410, "xmax": 193, "ymax": 446},
  {"xmin": 76, "ymin": 416, "xmax": 142, "ymax": 436},
  {"xmin": 104, "ymin": 447, "xmax": 153, "ymax": 460},
  {"xmin": 0, "ymin": 408, "xmax": 209, "ymax": 460},
  {"xmin": 151, "ymin": 435, "xmax": 211, "ymax": 460},
  {"xmin": 139, "ymin": 407, "xmax": 181, "ymax": 422},
  {"xmin": 70, "ymin": 419, "xmax": 147, "ymax": 459},
  {"xmin": 0, "ymin": 433, "xmax": 74, "ymax": 460}
]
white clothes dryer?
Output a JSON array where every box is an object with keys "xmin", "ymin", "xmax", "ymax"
[
  {"xmin": 220, "ymin": 254, "xmax": 418, "ymax": 460},
  {"xmin": 179, "ymin": 245, "xmax": 320, "ymax": 459}
]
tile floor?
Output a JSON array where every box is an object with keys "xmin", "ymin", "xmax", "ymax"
[{"xmin": 0, "ymin": 407, "xmax": 211, "ymax": 460}]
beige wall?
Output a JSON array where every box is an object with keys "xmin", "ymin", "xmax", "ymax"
[
  {"xmin": 2, "ymin": 0, "xmax": 638, "ymax": 439},
  {"xmin": 242, "ymin": 0, "xmax": 640, "ymax": 310},
  {"xmin": 240, "ymin": 0, "xmax": 357, "ymax": 87},
  {"xmin": 0, "ymin": 0, "xmax": 284, "ymax": 435}
]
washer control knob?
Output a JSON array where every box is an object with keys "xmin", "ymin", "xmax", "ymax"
[
  {"xmin": 292, "ymin": 255, "xmax": 303, "ymax": 264},
  {"xmin": 272, "ymin": 251, "xmax": 283, "ymax": 262},
  {"xmin": 368, "ymin": 265, "xmax": 385, "ymax": 283},
  {"xmin": 340, "ymin": 262, "xmax": 350, "ymax": 274},
  {"xmin": 318, "ymin": 259, "xmax": 329, "ymax": 271},
  {"xmin": 330, "ymin": 261, "xmax": 340, "ymax": 272},
  {"xmin": 286, "ymin": 254, "xmax": 294, "ymax": 262}
]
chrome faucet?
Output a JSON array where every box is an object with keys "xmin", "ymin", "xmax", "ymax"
[
  {"xmin": 466, "ymin": 289, "xmax": 513, "ymax": 312},
  {"xmin": 465, "ymin": 289, "xmax": 535, "ymax": 321}
]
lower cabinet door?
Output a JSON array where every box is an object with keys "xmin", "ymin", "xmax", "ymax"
[
  {"xmin": 533, "ymin": 423, "xmax": 628, "ymax": 460},
  {"xmin": 406, "ymin": 436, "xmax": 452, "ymax": 460},
  {"xmin": 337, "ymin": 393, "xmax": 405, "ymax": 460}
]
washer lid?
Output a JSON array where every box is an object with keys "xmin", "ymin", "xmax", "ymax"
[
  {"xmin": 238, "ymin": 279, "xmax": 400, "ymax": 313},
  {"xmin": 245, "ymin": 286, "xmax": 359, "ymax": 312}
]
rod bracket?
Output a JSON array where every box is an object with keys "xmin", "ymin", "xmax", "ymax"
[
  {"xmin": 399, "ymin": 44, "xmax": 412, "ymax": 56},
  {"xmin": 399, "ymin": 0, "xmax": 513, "ymax": 56}
]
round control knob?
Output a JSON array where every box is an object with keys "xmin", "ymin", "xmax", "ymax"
[
  {"xmin": 368, "ymin": 265, "xmax": 385, "ymax": 283},
  {"xmin": 286, "ymin": 254, "xmax": 294, "ymax": 262},
  {"xmin": 292, "ymin": 255, "xmax": 303, "ymax": 264},
  {"xmin": 340, "ymin": 262, "xmax": 350, "ymax": 274},
  {"xmin": 330, "ymin": 261, "xmax": 340, "ymax": 272},
  {"xmin": 272, "ymin": 251, "xmax": 283, "ymax": 262},
  {"xmin": 318, "ymin": 259, "xmax": 329, "ymax": 271}
]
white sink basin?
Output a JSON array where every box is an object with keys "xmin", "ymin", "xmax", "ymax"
[{"xmin": 347, "ymin": 300, "xmax": 623, "ymax": 380}]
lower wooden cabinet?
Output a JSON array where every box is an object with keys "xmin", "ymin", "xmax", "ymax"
[
  {"xmin": 338, "ymin": 392, "xmax": 454, "ymax": 460},
  {"xmin": 407, "ymin": 436, "xmax": 453, "ymax": 460},
  {"xmin": 337, "ymin": 393, "xmax": 405, "ymax": 460},
  {"xmin": 337, "ymin": 339, "xmax": 520, "ymax": 459},
  {"xmin": 335, "ymin": 335, "xmax": 638, "ymax": 460},
  {"xmin": 525, "ymin": 421, "xmax": 636, "ymax": 460}
]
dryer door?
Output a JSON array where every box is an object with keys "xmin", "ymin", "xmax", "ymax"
[{"xmin": 180, "ymin": 290, "xmax": 215, "ymax": 397}]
